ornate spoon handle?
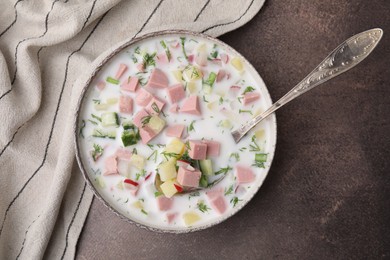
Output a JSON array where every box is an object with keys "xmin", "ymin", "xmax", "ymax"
[{"xmin": 232, "ymin": 28, "xmax": 383, "ymax": 143}]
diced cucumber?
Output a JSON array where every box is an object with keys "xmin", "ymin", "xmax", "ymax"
[
  {"xmin": 122, "ymin": 120, "xmax": 135, "ymax": 130},
  {"xmin": 199, "ymin": 159, "xmax": 213, "ymax": 176},
  {"xmin": 205, "ymin": 72, "xmax": 217, "ymax": 86},
  {"xmin": 121, "ymin": 129, "xmax": 139, "ymax": 147},
  {"xmin": 101, "ymin": 112, "xmax": 119, "ymax": 127},
  {"xmin": 106, "ymin": 98, "xmax": 118, "ymax": 104},
  {"xmin": 92, "ymin": 128, "xmax": 116, "ymax": 139},
  {"xmin": 199, "ymin": 174, "xmax": 208, "ymax": 187},
  {"xmin": 202, "ymin": 84, "xmax": 212, "ymax": 94},
  {"xmin": 255, "ymin": 153, "xmax": 267, "ymax": 163}
]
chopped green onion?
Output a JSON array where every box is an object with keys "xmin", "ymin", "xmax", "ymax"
[{"xmin": 106, "ymin": 76, "xmax": 119, "ymax": 85}]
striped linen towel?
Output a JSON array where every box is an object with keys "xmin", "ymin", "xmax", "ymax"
[{"xmin": 0, "ymin": 0, "xmax": 265, "ymax": 259}]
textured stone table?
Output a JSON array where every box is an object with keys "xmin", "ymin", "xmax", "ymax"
[{"xmin": 76, "ymin": 0, "xmax": 390, "ymax": 259}]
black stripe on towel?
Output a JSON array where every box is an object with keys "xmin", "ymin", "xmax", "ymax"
[
  {"xmin": 202, "ymin": 0, "xmax": 255, "ymax": 33},
  {"xmin": 132, "ymin": 0, "xmax": 165, "ymax": 39},
  {"xmin": 0, "ymin": 9, "xmax": 109, "ymax": 238},
  {"xmin": 194, "ymin": 0, "xmax": 211, "ymax": 22},
  {"xmin": 15, "ymin": 215, "xmax": 41, "ymax": 260},
  {"xmin": 0, "ymin": 0, "xmax": 24, "ymax": 38}
]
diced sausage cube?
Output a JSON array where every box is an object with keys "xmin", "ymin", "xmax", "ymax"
[
  {"xmin": 133, "ymin": 109, "xmax": 150, "ymax": 128},
  {"xmin": 145, "ymin": 96, "xmax": 166, "ymax": 115},
  {"xmin": 210, "ymin": 196, "xmax": 227, "ymax": 214},
  {"xmin": 115, "ymin": 63, "xmax": 128, "ymax": 79},
  {"xmin": 167, "ymin": 84, "xmax": 185, "ymax": 104},
  {"xmin": 115, "ymin": 148, "xmax": 132, "ymax": 161},
  {"xmin": 206, "ymin": 188, "xmax": 223, "ymax": 200},
  {"xmin": 177, "ymin": 167, "xmax": 201, "ymax": 188},
  {"xmin": 146, "ymin": 68, "xmax": 169, "ymax": 89},
  {"xmin": 121, "ymin": 77, "xmax": 139, "ymax": 92},
  {"xmin": 170, "ymin": 104, "xmax": 179, "ymax": 113},
  {"xmin": 165, "ymin": 124, "xmax": 185, "ymax": 138},
  {"xmin": 202, "ymin": 139, "xmax": 220, "ymax": 157},
  {"xmin": 139, "ymin": 126, "xmax": 157, "ymax": 144},
  {"xmin": 166, "ymin": 213, "xmax": 177, "ymax": 223},
  {"xmin": 135, "ymin": 88, "xmax": 153, "ymax": 106},
  {"xmin": 119, "ymin": 95, "xmax": 133, "ymax": 114},
  {"xmin": 156, "ymin": 196, "xmax": 173, "ymax": 211},
  {"xmin": 104, "ymin": 155, "xmax": 118, "ymax": 175},
  {"xmin": 157, "ymin": 53, "xmax": 169, "ymax": 64},
  {"xmin": 243, "ymin": 92, "xmax": 260, "ymax": 105},
  {"xmin": 180, "ymin": 95, "xmax": 201, "ymax": 115},
  {"xmin": 236, "ymin": 165, "xmax": 255, "ymax": 184},
  {"xmin": 189, "ymin": 140, "xmax": 207, "ymax": 160}
]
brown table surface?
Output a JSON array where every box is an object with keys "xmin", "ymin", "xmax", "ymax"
[{"xmin": 76, "ymin": 0, "xmax": 390, "ymax": 259}]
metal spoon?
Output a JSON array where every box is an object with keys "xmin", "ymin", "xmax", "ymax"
[
  {"xmin": 155, "ymin": 28, "xmax": 383, "ymax": 194},
  {"xmin": 232, "ymin": 28, "xmax": 383, "ymax": 143}
]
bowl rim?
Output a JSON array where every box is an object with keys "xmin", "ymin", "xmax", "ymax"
[{"xmin": 74, "ymin": 29, "xmax": 277, "ymax": 234}]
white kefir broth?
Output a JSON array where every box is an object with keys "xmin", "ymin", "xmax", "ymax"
[{"xmin": 78, "ymin": 34, "xmax": 275, "ymax": 231}]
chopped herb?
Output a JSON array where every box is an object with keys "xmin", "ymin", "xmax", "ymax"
[
  {"xmin": 151, "ymin": 102, "xmax": 160, "ymax": 113},
  {"xmin": 106, "ymin": 76, "xmax": 119, "ymax": 85},
  {"xmin": 79, "ymin": 120, "xmax": 86, "ymax": 138},
  {"xmin": 239, "ymin": 147, "xmax": 247, "ymax": 152},
  {"xmin": 142, "ymin": 52, "xmax": 157, "ymax": 68},
  {"xmin": 249, "ymin": 135, "xmax": 261, "ymax": 152},
  {"xmin": 242, "ymin": 86, "xmax": 255, "ymax": 95},
  {"xmin": 189, "ymin": 191, "xmax": 200, "ymax": 199},
  {"xmin": 156, "ymin": 144, "xmax": 166, "ymax": 148},
  {"xmin": 141, "ymin": 115, "xmax": 152, "ymax": 127},
  {"xmin": 147, "ymin": 150, "xmax": 158, "ymax": 163},
  {"xmin": 237, "ymin": 96, "xmax": 243, "ymax": 103},
  {"xmin": 197, "ymin": 201, "xmax": 210, "ymax": 213},
  {"xmin": 202, "ymin": 95, "xmax": 209, "ymax": 103},
  {"xmin": 160, "ymin": 40, "xmax": 172, "ymax": 61},
  {"xmin": 180, "ymin": 37, "xmax": 188, "ymax": 60},
  {"xmin": 124, "ymin": 198, "xmax": 129, "ymax": 203},
  {"xmin": 131, "ymin": 54, "xmax": 137, "ymax": 63},
  {"xmin": 121, "ymin": 128, "xmax": 140, "ymax": 147},
  {"xmin": 219, "ymin": 96, "xmax": 224, "ymax": 105},
  {"xmin": 230, "ymin": 197, "xmax": 242, "ymax": 207},
  {"xmin": 134, "ymin": 46, "xmax": 141, "ymax": 54},
  {"xmin": 154, "ymin": 191, "xmax": 163, "ymax": 197},
  {"xmin": 136, "ymin": 169, "xmax": 147, "ymax": 181},
  {"xmin": 91, "ymin": 167, "xmax": 101, "ymax": 175},
  {"xmin": 91, "ymin": 144, "xmax": 104, "ymax": 161},
  {"xmin": 252, "ymin": 153, "xmax": 268, "ymax": 168},
  {"xmin": 92, "ymin": 99, "xmax": 101, "ymax": 104},
  {"xmin": 138, "ymin": 76, "xmax": 148, "ymax": 86},
  {"xmin": 161, "ymin": 151, "xmax": 180, "ymax": 160},
  {"xmin": 132, "ymin": 148, "xmax": 138, "ymax": 154},
  {"xmin": 209, "ymin": 50, "xmax": 218, "ymax": 59},
  {"xmin": 188, "ymin": 120, "xmax": 196, "ymax": 132},
  {"xmin": 239, "ymin": 109, "xmax": 253, "ymax": 115},
  {"xmin": 215, "ymin": 166, "xmax": 232, "ymax": 175},
  {"xmin": 189, "ymin": 39, "xmax": 198, "ymax": 43},
  {"xmin": 224, "ymin": 185, "xmax": 234, "ymax": 196},
  {"xmin": 91, "ymin": 114, "xmax": 102, "ymax": 122},
  {"xmin": 141, "ymin": 209, "xmax": 148, "ymax": 215},
  {"xmin": 204, "ymin": 72, "xmax": 217, "ymax": 87},
  {"xmin": 147, "ymin": 144, "xmax": 154, "ymax": 150},
  {"xmin": 229, "ymin": 152, "xmax": 240, "ymax": 161}
]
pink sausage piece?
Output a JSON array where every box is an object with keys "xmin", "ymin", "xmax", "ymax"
[
  {"xmin": 167, "ymin": 83, "xmax": 185, "ymax": 104},
  {"xmin": 139, "ymin": 126, "xmax": 157, "ymax": 144},
  {"xmin": 121, "ymin": 77, "xmax": 139, "ymax": 92},
  {"xmin": 166, "ymin": 212, "xmax": 177, "ymax": 223},
  {"xmin": 220, "ymin": 53, "xmax": 229, "ymax": 64},
  {"xmin": 177, "ymin": 167, "xmax": 201, "ymax": 188},
  {"xmin": 104, "ymin": 155, "xmax": 118, "ymax": 175},
  {"xmin": 145, "ymin": 96, "xmax": 166, "ymax": 115},
  {"xmin": 96, "ymin": 81, "xmax": 106, "ymax": 91},
  {"xmin": 206, "ymin": 188, "xmax": 224, "ymax": 200},
  {"xmin": 115, "ymin": 63, "xmax": 128, "ymax": 79},
  {"xmin": 165, "ymin": 124, "xmax": 185, "ymax": 138},
  {"xmin": 210, "ymin": 196, "xmax": 227, "ymax": 214},
  {"xmin": 236, "ymin": 165, "xmax": 255, "ymax": 184},
  {"xmin": 202, "ymin": 139, "xmax": 220, "ymax": 157},
  {"xmin": 115, "ymin": 148, "xmax": 132, "ymax": 161},
  {"xmin": 133, "ymin": 109, "xmax": 150, "ymax": 128},
  {"xmin": 157, "ymin": 53, "xmax": 169, "ymax": 64},
  {"xmin": 135, "ymin": 88, "xmax": 153, "ymax": 107},
  {"xmin": 156, "ymin": 196, "xmax": 173, "ymax": 211},
  {"xmin": 180, "ymin": 95, "xmax": 201, "ymax": 116},
  {"xmin": 146, "ymin": 68, "xmax": 169, "ymax": 89},
  {"xmin": 136, "ymin": 63, "xmax": 145, "ymax": 72},
  {"xmin": 170, "ymin": 103, "xmax": 179, "ymax": 113},
  {"xmin": 243, "ymin": 92, "xmax": 260, "ymax": 106},
  {"xmin": 119, "ymin": 95, "xmax": 133, "ymax": 114},
  {"xmin": 188, "ymin": 140, "xmax": 207, "ymax": 160}
]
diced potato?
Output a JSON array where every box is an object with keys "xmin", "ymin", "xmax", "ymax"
[
  {"xmin": 255, "ymin": 129, "xmax": 265, "ymax": 140},
  {"xmin": 182, "ymin": 65, "xmax": 202, "ymax": 82},
  {"xmin": 130, "ymin": 154, "xmax": 145, "ymax": 170},
  {"xmin": 160, "ymin": 180, "xmax": 178, "ymax": 198},
  {"xmin": 133, "ymin": 200, "xmax": 143, "ymax": 209},
  {"xmin": 172, "ymin": 70, "xmax": 183, "ymax": 82},
  {"xmin": 94, "ymin": 103, "xmax": 109, "ymax": 111},
  {"xmin": 106, "ymin": 98, "xmax": 118, "ymax": 104},
  {"xmin": 196, "ymin": 43, "xmax": 207, "ymax": 52},
  {"xmin": 96, "ymin": 176, "xmax": 106, "ymax": 188},
  {"xmin": 147, "ymin": 115, "xmax": 165, "ymax": 134},
  {"xmin": 220, "ymin": 119, "xmax": 232, "ymax": 128},
  {"xmin": 253, "ymin": 108, "xmax": 263, "ymax": 118},
  {"xmin": 187, "ymin": 81, "xmax": 198, "ymax": 94},
  {"xmin": 207, "ymin": 101, "xmax": 217, "ymax": 111},
  {"xmin": 183, "ymin": 212, "xmax": 201, "ymax": 226},
  {"xmin": 158, "ymin": 159, "xmax": 177, "ymax": 181},
  {"xmin": 231, "ymin": 57, "xmax": 244, "ymax": 72},
  {"xmin": 165, "ymin": 138, "xmax": 185, "ymax": 155}
]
